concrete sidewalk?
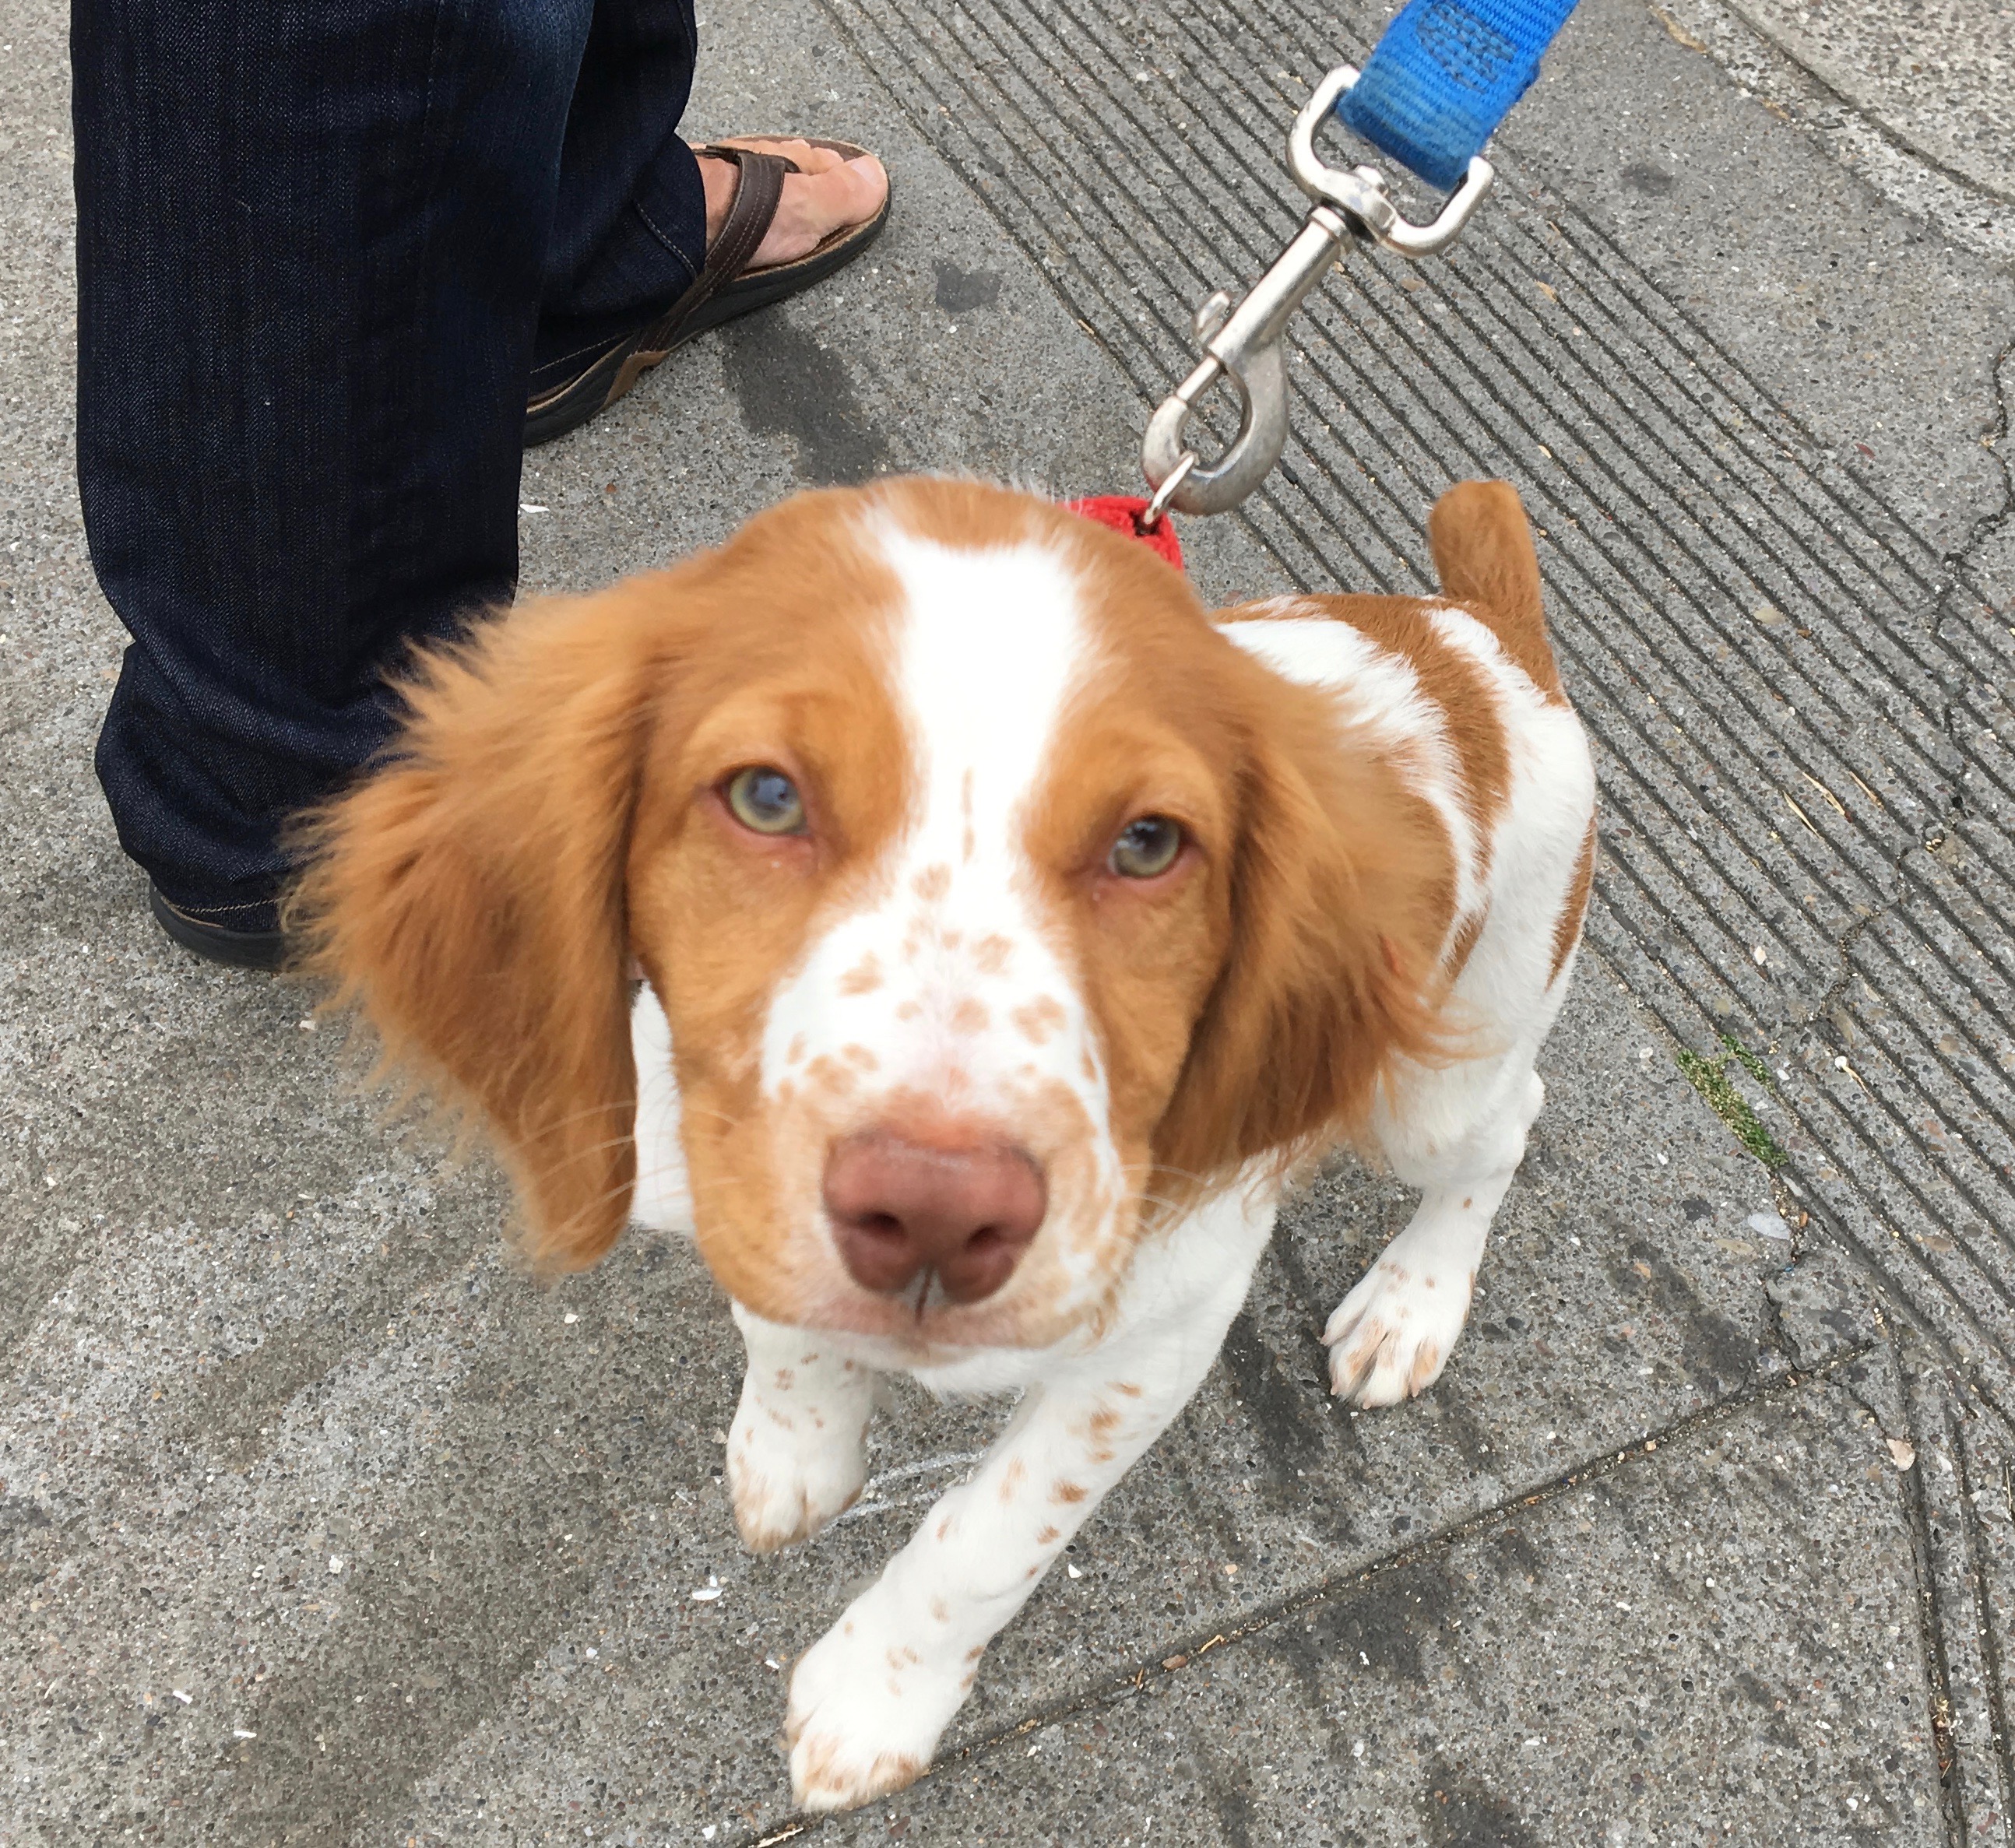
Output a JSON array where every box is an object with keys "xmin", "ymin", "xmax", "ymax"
[{"xmin": 2, "ymin": 0, "xmax": 2011, "ymax": 1842}]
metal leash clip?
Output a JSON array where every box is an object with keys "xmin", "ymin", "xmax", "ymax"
[{"xmin": 1141, "ymin": 64, "xmax": 1496, "ymax": 521}]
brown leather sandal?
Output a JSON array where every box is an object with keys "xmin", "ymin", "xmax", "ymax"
[{"xmin": 525, "ymin": 139, "xmax": 890, "ymax": 448}]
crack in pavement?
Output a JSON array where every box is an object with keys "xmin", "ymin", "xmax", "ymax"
[{"xmin": 1945, "ymin": 336, "xmax": 2015, "ymax": 624}]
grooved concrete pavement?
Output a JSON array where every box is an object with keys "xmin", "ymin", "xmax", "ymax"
[{"xmin": 2, "ymin": 0, "xmax": 2011, "ymax": 1841}]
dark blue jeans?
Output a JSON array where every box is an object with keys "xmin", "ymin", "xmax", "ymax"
[{"xmin": 73, "ymin": 0, "xmax": 708, "ymax": 928}]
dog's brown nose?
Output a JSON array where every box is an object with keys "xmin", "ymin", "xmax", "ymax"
[{"xmin": 823, "ymin": 1130, "xmax": 1046, "ymax": 1304}]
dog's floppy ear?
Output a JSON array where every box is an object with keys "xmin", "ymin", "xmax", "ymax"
[
  {"xmin": 292, "ymin": 585, "xmax": 673, "ymax": 1271},
  {"xmin": 1152, "ymin": 675, "xmax": 1448, "ymax": 1195}
]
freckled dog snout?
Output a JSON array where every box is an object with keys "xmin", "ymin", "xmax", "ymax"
[{"xmin": 823, "ymin": 1131, "xmax": 1046, "ymax": 1304}]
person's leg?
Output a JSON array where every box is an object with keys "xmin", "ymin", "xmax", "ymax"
[
  {"xmin": 530, "ymin": 0, "xmax": 709, "ymax": 395},
  {"xmin": 74, "ymin": 0, "xmax": 596, "ymax": 941}
]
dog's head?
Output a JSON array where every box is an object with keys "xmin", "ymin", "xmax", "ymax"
[{"xmin": 297, "ymin": 479, "xmax": 1446, "ymax": 1351}]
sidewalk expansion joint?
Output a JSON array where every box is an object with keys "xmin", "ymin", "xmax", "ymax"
[
  {"xmin": 1896, "ymin": 1323, "xmax": 2015, "ymax": 1843},
  {"xmin": 1652, "ymin": 0, "xmax": 2015, "ymax": 263},
  {"xmin": 1712, "ymin": 0, "xmax": 2015, "ymax": 212},
  {"xmin": 1895, "ymin": 1351, "xmax": 1973, "ymax": 1842},
  {"xmin": 732, "ymin": 1344, "xmax": 1874, "ymax": 1844},
  {"xmin": 1950, "ymin": 1407, "xmax": 2015, "ymax": 1834}
]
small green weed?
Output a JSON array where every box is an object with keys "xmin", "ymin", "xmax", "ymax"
[
  {"xmin": 1676, "ymin": 1040, "xmax": 1788, "ymax": 1168},
  {"xmin": 1719, "ymin": 1032, "xmax": 1773, "ymax": 1091}
]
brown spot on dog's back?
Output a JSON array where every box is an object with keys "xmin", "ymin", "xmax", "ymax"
[
  {"xmin": 1050, "ymin": 1480, "xmax": 1088, "ymax": 1505},
  {"xmin": 1014, "ymin": 996, "xmax": 1067, "ymax": 1045},
  {"xmin": 1036, "ymin": 1523, "xmax": 1060, "ymax": 1544},
  {"xmin": 1314, "ymin": 596, "xmax": 1511, "ymax": 897},
  {"xmin": 999, "ymin": 1457, "xmax": 1027, "ymax": 1502},
  {"xmin": 786, "ymin": 1033, "xmax": 807, "ymax": 1065},
  {"xmin": 1550, "ymin": 818, "xmax": 1597, "ymax": 986},
  {"xmin": 951, "ymin": 997, "xmax": 990, "ymax": 1035},
  {"xmin": 839, "ymin": 954, "xmax": 883, "ymax": 996},
  {"xmin": 913, "ymin": 863, "xmax": 951, "ymax": 902},
  {"xmin": 841, "ymin": 1042, "xmax": 878, "ymax": 1070},
  {"xmin": 1215, "ymin": 592, "xmax": 1494, "ymax": 959}
]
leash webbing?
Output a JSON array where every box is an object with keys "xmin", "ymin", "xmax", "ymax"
[{"xmin": 1336, "ymin": 0, "xmax": 1581, "ymax": 192}]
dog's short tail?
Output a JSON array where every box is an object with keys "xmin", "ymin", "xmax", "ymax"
[{"xmin": 1427, "ymin": 480, "xmax": 1562, "ymax": 699}]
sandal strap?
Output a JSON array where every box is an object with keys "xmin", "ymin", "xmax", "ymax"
[{"xmin": 672, "ymin": 146, "xmax": 797, "ymax": 328}]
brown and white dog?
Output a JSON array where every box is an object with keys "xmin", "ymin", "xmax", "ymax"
[{"xmin": 300, "ymin": 476, "xmax": 1595, "ymax": 1811}]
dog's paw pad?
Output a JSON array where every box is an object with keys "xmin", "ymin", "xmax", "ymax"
[{"xmin": 1324, "ymin": 1260, "xmax": 1472, "ymax": 1408}]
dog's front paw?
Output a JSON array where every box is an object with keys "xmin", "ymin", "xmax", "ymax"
[
  {"xmin": 1324, "ymin": 1256, "xmax": 1474, "ymax": 1407},
  {"xmin": 726, "ymin": 1368, "xmax": 869, "ymax": 1553},
  {"xmin": 786, "ymin": 1581, "xmax": 976, "ymax": 1811}
]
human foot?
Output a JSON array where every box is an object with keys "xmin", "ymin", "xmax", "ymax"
[
  {"xmin": 526, "ymin": 133, "xmax": 888, "ymax": 446},
  {"xmin": 697, "ymin": 138, "xmax": 888, "ymax": 269}
]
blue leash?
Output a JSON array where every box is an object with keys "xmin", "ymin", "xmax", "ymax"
[
  {"xmin": 1338, "ymin": 0, "xmax": 1582, "ymax": 192},
  {"xmin": 1141, "ymin": 0, "xmax": 1581, "ymax": 516}
]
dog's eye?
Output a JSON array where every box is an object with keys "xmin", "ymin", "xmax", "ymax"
[
  {"xmin": 1108, "ymin": 815, "xmax": 1183, "ymax": 879},
  {"xmin": 725, "ymin": 766, "xmax": 807, "ymax": 836}
]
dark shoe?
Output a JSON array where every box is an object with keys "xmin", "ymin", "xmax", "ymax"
[
  {"xmin": 149, "ymin": 885, "xmax": 288, "ymax": 971},
  {"xmin": 525, "ymin": 138, "xmax": 890, "ymax": 448}
]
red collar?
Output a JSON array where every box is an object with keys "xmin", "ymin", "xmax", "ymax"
[{"xmin": 1063, "ymin": 494, "xmax": 1184, "ymax": 573}]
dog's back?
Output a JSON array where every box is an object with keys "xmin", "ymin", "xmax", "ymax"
[{"xmin": 1215, "ymin": 478, "xmax": 1593, "ymax": 1012}]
